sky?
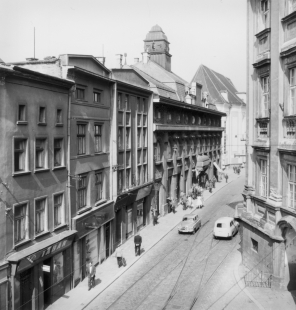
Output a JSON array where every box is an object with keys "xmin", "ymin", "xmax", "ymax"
[{"xmin": 0, "ymin": 0, "xmax": 246, "ymax": 91}]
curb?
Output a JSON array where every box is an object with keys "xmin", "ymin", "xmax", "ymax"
[
  {"xmin": 233, "ymin": 257, "xmax": 265, "ymax": 310},
  {"xmin": 80, "ymin": 173, "xmax": 242, "ymax": 309}
]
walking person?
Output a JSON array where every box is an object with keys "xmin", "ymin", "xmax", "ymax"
[
  {"xmin": 225, "ymin": 173, "xmax": 228, "ymax": 183},
  {"xmin": 237, "ymin": 167, "xmax": 241, "ymax": 175},
  {"xmin": 209, "ymin": 180, "xmax": 213, "ymax": 193},
  {"xmin": 205, "ymin": 180, "xmax": 209, "ymax": 190},
  {"xmin": 212, "ymin": 176, "xmax": 217, "ymax": 188},
  {"xmin": 87, "ymin": 260, "xmax": 96, "ymax": 291},
  {"xmin": 134, "ymin": 233, "xmax": 142, "ymax": 256},
  {"xmin": 171, "ymin": 198, "xmax": 177, "ymax": 213},
  {"xmin": 113, "ymin": 246, "xmax": 125, "ymax": 268}
]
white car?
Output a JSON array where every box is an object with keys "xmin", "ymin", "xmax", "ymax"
[{"xmin": 213, "ymin": 217, "xmax": 239, "ymax": 239}]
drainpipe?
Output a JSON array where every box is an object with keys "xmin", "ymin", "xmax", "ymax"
[{"xmin": 67, "ymin": 85, "xmax": 75, "ymax": 229}]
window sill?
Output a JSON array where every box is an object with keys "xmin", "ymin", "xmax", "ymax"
[
  {"xmin": 16, "ymin": 121, "xmax": 28, "ymax": 125},
  {"xmin": 95, "ymin": 199, "xmax": 108, "ymax": 207},
  {"xmin": 76, "ymin": 154, "xmax": 89, "ymax": 159},
  {"xmin": 38, "ymin": 122, "xmax": 47, "ymax": 126},
  {"xmin": 14, "ymin": 239, "xmax": 31, "ymax": 249},
  {"xmin": 53, "ymin": 223, "xmax": 68, "ymax": 232},
  {"xmin": 52, "ymin": 166, "xmax": 66, "ymax": 171},
  {"xmin": 34, "ymin": 168, "xmax": 50, "ymax": 174},
  {"xmin": 34, "ymin": 231, "xmax": 51, "ymax": 240},
  {"xmin": 281, "ymin": 10, "xmax": 296, "ymax": 23},
  {"xmin": 77, "ymin": 206, "xmax": 92, "ymax": 215},
  {"xmin": 55, "ymin": 123, "xmax": 64, "ymax": 127},
  {"xmin": 13, "ymin": 171, "xmax": 31, "ymax": 177}
]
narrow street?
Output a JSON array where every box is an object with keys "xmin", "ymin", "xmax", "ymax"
[{"xmin": 86, "ymin": 175, "xmax": 256, "ymax": 310}]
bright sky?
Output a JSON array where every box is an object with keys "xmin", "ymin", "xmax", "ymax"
[{"xmin": 0, "ymin": 0, "xmax": 246, "ymax": 91}]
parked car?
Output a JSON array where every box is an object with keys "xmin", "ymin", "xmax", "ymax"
[
  {"xmin": 213, "ymin": 217, "xmax": 239, "ymax": 239},
  {"xmin": 178, "ymin": 214, "xmax": 201, "ymax": 234}
]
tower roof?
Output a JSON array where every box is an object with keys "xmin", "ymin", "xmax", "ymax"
[{"xmin": 145, "ymin": 24, "xmax": 168, "ymax": 42}]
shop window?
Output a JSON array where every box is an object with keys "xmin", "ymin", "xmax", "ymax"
[
  {"xmin": 77, "ymin": 124, "xmax": 86, "ymax": 155},
  {"xmin": 54, "ymin": 193, "xmax": 64, "ymax": 227},
  {"xmin": 95, "ymin": 172, "xmax": 103, "ymax": 201},
  {"xmin": 251, "ymin": 238, "xmax": 259, "ymax": 253},
  {"xmin": 289, "ymin": 68, "xmax": 296, "ymax": 115},
  {"xmin": 93, "ymin": 91, "xmax": 101, "ymax": 104},
  {"xmin": 14, "ymin": 203, "xmax": 28, "ymax": 244},
  {"xmin": 126, "ymin": 126, "xmax": 130, "ymax": 149},
  {"xmin": 76, "ymin": 87, "xmax": 85, "ymax": 100},
  {"xmin": 35, "ymin": 198, "xmax": 47, "ymax": 235},
  {"xmin": 14, "ymin": 138, "xmax": 28, "ymax": 173},
  {"xmin": 77, "ymin": 176, "xmax": 87, "ymax": 209},
  {"xmin": 35, "ymin": 138, "xmax": 48, "ymax": 170},
  {"xmin": 56, "ymin": 109, "xmax": 63, "ymax": 125},
  {"xmin": 94, "ymin": 124, "xmax": 102, "ymax": 153},
  {"xmin": 288, "ymin": 164, "xmax": 296, "ymax": 210},
  {"xmin": 260, "ymin": 76, "xmax": 269, "ymax": 117},
  {"xmin": 259, "ymin": 159, "xmax": 268, "ymax": 197},
  {"xmin": 137, "ymin": 202, "xmax": 144, "ymax": 230},
  {"xmin": 38, "ymin": 107, "xmax": 46, "ymax": 124},
  {"xmin": 18, "ymin": 104, "xmax": 27, "ymax": 123},
  {"xmin": 54, "ymin": 138, "xmax": 64, "ymax": 167}
]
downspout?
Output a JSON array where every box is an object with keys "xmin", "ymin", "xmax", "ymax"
[{"xmin": 67, "ymin": 85, "xmax": 75, "ymax": 229}]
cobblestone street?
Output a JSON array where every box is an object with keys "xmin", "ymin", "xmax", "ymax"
[{"xmin": 85, "ymin": 176, "xmax": 258, "ymax": 310}]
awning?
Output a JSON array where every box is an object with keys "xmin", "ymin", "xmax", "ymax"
[{"xmin": 196, "ymin": 155, "xmax": 210, "ymax": 168}]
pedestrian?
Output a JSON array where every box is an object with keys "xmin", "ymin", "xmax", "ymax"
[
  {"xmin": 209, "ymin": 180, "xmax": 213, "ymax": 193},
  {"xmin": 113, "ymin": 246, "xmax": 125, "ymax": 268},
  {"xmin": 171, "ymin": 198, "xmax": 177, "ymax": 213},
  {"xmin": 237, "ymin": 167, "xmax": 241, "ymax": 175},
  {"xmin": 233, "ymin": 166, "xmax": 235, "ymax": 173},
  {"xmin": 225, "ymin": 173, "xmax": 228, "ymax": 183},
  {"xmin": 86, "ymin": 260, "xmax": 96, "ymax": 291},
  {"xmin": 187, "ymin": 195, "xmax": 193, "ymax": 209},
  {"xmin": 212, "ymin": 176, "xmax": 217, "ymax": 188},
  {"xmin": 205, "ymin": 180, "xmax": 209, "ymax": 190},
  {"xmin": 134, "ymin": 233, "xmax": 142, "ymax": 256}
]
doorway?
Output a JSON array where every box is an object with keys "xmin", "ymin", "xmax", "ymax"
[
  {"xmin": 115, "ymin": 208, "xmax": 122, "ymax": 247},
  {"xmin": 81, "ymin": 237, "xmax": 86, "ymax": 280},
  {"xmin": 43, "ymin": 258, "xmax": 51, "ymax": 309},
  {"xmin": 105, "ymin": 222, "xmax": 110, "ymax": 258},
  {"xmin": 20, "ymin": 268, "xmax": 33, "ymax": 310},
  {"xmin": 284, "ymin": 226, "xmax": 296, "ymax": 290}
]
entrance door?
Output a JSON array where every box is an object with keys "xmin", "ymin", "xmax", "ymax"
[
  {"xmin": 20, "ymin": 268, "xmax": 33, "ymax": 310},
  {"xmin": 43, "ymin": 258, "xmax": 52, "ymax": 309},
  {"xmin": 105, "ymin": 222, "xmax": 110, "ymax": 258}
]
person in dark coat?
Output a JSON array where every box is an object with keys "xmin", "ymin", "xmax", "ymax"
[
  {"xmin": 225, "ymin": 173, "xmax": 228, "ymax": 183},
  {"xmin": 134, "ymin": 234, "xmax": 142, "ymax": 256},
  {"xmin": 205, "ymin": 180, "xmax": 209, "ymax": 190},
  {"xmin": 237, "ymin": 167, "xmax": 241, "ymax": 175},
  {"xmin": 209, "ymin": 180, "xmax": 213, "ymax": 193},
  {"xmin": 212, "ymin": 176, "xmax": 217, "ymax": 188},
  {"xmin": 87, "ymin": 261, "xmax": 96, "ymax": 291}
]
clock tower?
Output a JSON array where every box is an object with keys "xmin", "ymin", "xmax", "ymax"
[{"xmin": 144, "ymin": 25, "xmax": 172, "ymax": 71}]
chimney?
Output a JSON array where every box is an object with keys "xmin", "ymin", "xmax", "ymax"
[
  {"xmin": 115, "ymin": 54, "xmax": 123, "ymax": 69},
  {"xmin": 142, "ymin": 51, "xmax": 150, "ymax": 64},
  {"xmin": 134, "ymin": 58, "xmax": 139, "ymax": 64},
  {"xmin": 96, "ymin": 57, "xmax": 106, "ymax": 65}
]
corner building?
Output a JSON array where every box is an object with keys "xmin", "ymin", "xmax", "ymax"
[
  {"xmin": 237, "ymin": 0, "xmax": 296, "ymax": 290},
  {"xmin": 132, "ymin": 25, "xmax": 226, "ymax": 216}
]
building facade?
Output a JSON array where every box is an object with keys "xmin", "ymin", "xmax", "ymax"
[
  {"xmin": 0, "ymin": 64, "xmax": 75, "ymax": 310},
  {"xmin": 236, "ymin": 0, "xmax": 296, "ymax": 290},
  {"xmin": 191, "ymin": 65, "xmax": 247, "ymax": 167}
]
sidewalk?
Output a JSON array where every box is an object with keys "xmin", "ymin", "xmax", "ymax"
[{"xmin": 48, "ymin": 168, "xmax": 240, "ymax": 310}]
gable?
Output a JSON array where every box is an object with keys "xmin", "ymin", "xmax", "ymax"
[
  {"xmin": 67, "ymin": 56, "xmax": 110, "ymax": 76},
  {"xmin": 112, "ymin": 70, "xmax": 150, "ymax": 90}
]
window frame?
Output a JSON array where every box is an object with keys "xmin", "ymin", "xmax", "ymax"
[
  {"xmin": 95, "ymin": 171, "xmax": 103, "ymax": 202},
  {"xmin": 34, "ymin": 196, "xmax": 48, "ymax": 236},
  {"xmin": 289, "ymin": 67, "xmax": 296, "ymax": 115},
  {"xmin": 13, "ymin": 137, "xmax": 29, "ymax": 174},
  {"xmin": 35, "ymin": 138, "xmax": 48, "ymax": 171},
  {"xmin": 38, "ymin": 106, "xmax": 46, "ymax": 125},
  {"xmin": 56, "ymin": 108, "xmax": 63, "ymax": 126},
  {"xmin": 77, "ymin": 123, "xmax": 87, "ymax": 155},
  {"xmin": 288, "ymin": 164, "xmax": 296, "ymax": 210},
  {"xmin": 94, "ymin": 124, "xmax": 103, "ymax": 153},
  {"xmin": 53, "ymin": 192, "xmax": 65, "ymax": 228},
  {"xmin": 259, "ymin": 76, "xmax": 270, "ymax": 118},
  {"xmin": 259, "ymin": 157, "xmax": 268, "ymax": 198},
  {"xmin": 53, "ymin": 137, "xmax": 65, "ymax": 168},
  {"xmin": 76, "ymin": 86, "xmax": 86, "ymax": 101},
  {"xmin": 13, "ymin": 201, "xmax": 29, "ymax": 245},
  {"xmin": 77, "ymin": 175, "xmax": 88, "ymax": 210},
  {"xmin": 17, "ymin": 104, "xmax": 27, "ymax": 124},
  {"xmin": 93, "ymin": 90, "xmax": 102, "ymax": 104}
]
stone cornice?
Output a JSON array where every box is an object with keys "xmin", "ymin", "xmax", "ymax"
[
  {"xmin": 255, "ymin": 27, "xmax": 271, "ymax": 38},
  {"xmin": 281, "ymin": 10, "xmax": 296, "ymax": 23}
]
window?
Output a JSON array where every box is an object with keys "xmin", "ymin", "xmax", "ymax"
[
  {"xmin": 94, "ymin": 124, "xmax": 102, "ymax": 153},
  {"xmin": 126, "ymin": 151, "xmax": 131, "ymax": 166},
  {"xmin": 56, "ymin": 109, "xmax": 63, "ymax": 125},
  {"xmin": 95, "ymin": 172, "xmax": 103, "ymax": 201},
  {"xmin": 143, "ymin": 98, "xmax": 147, "ymax": 113},
  {"xmin": 137, "ymin": 166, "xmax": 141, "ymax": 185},
  {"xmin": 288, "ymin": 164, "xmax": 296, "ymax": 210},
  {"xmin": 288, "ymin": 0, "xmax": 296, "ymax": 14},
  {"xmin": 258, "ymin": 121, "xmax": 268, "ymax": 138},
  {"xmin": 137, "ymin": 114, "xmax": 142, "ymax": 126},
  {"xmin": 143, "ymin": 165, "xmax": 147, "ymax": 183},
  {"xmin": 143, "ymin": 149, "xmax": 147, "ymax": 163},
  {"xmin": 54, "ymin": 138, "xmax": 64, "ymax": 167},
  {"xmin": 137, "ymin": 128, "xmax": 141, "ymax": 148},
  {"xmin": 54, "ymin": 193, "xmax": 64, "ymax": 227},
  {"xmin": 167, "ymin": 112, "xmax": 172, "ymax": 122},
  {"xmin": 118, "ymin": 127, "xmax": 124, "ymax": 149},
  {"xmin": 143, "ymin": 115, "xmax": 147, "ymax": 126},
  {"xmin": 118, "ymin": 170, "xmax": 123, "ymax": 192},
  {"xmin": 126, "ymin": 128, "xmax": 130, "ymax": 148},
  {"xmin": 18, "ymin": 105, "xmax": 26, "ymax": 122},
  {"xmin": 143, "ymin": 128, "xmax": 147, "ymax": 147},
  {"xmin": 93, "ymin": 91, "xmax": 101, "ymax": 103},
  {"xmin": 76, "ymin": 88, "xmax": 85, "ymax": 100},
  {"xmin": 125, "ymin": 95, "xmax": 130, "ymax": 110},
  {"xmin": 39, "ymin": 107, "xmax": 46, "ymax": 124},
  {"xmin": 118, "ymin": 93, "xmax": 123, "ymax": 110},
  {"xmin": 77, "ymin": 124, "xmax": 86, "ymax": 155},
  {"xmin": 286, "ymin": 120, "xmax": 296, "ymax": 138},
  {"xmin": 35, "ymin": 198, "xmax": 46, "ymax": 234},
  {"xmin": 126, "ymin": 169, "xmax": 130, "ymax": 188},
  {"xmin": 78, "ymin": 176, "xmax": 87, "ymax": 209},
  {"xmin": 138, "ymin": 150, "xmax": 142, "ymax": 164},
  {"xmin": 35, "ymin": 139, "xmax": 47, "ymax": 169},
  {"xmin": 259, "ymin": 159, "xmax": 268, "ymax": 197},
  {"xmin": 14, "ymin": 138, "xmax": 28, "ymax": 173},
  {"xmin": 289, "ymin": 68, "xmax": 296, "ymax": 115},
  {"xmin": 261, "ymin": 0, "xmax": 269, "ymax": 28},
  {"xmin": 137, "ymin": 97, "xmax": 142, "ymax": 112},
  {"xmin": 14, "ymin": 203, "xmax": 28, "ymax": 244},
  {"xmin": 260, "ymin": 76, "xmax": 269, "ymax": 117},
  {"xmin": 251, "ymin": 238, "xmax": 258, "ymax": 253}
]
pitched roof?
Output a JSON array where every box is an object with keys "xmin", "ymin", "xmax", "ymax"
[{"xmin": 191, "ymin": 64, "xmax": 244, "ymax": 106}]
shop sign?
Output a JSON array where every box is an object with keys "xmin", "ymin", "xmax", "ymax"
[
  {"xmin": 75, "ymin": 203, "xmax": 114, "ymax": 238},
  {"xmin": 17, "ymin": 238, "xmax": 74, "ymax": 273}
]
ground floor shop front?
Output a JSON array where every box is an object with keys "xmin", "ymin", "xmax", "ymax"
[
  {"xmin": 7, "ymin": 230, "xmax": 77, "ymax": 310},
  {"xmin": 114, "ymin": 184, "xmax": 153, "ymax": 247},
  {"xmin": 72, "ymin": 201, "xmax": 114, "ymax": 287}
]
